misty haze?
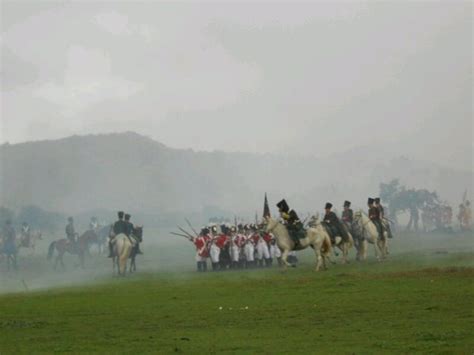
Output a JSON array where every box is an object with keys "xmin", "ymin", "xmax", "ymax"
[{"xmin": 0, "ymin": 1, "xmax": 472, "ymax": 354}]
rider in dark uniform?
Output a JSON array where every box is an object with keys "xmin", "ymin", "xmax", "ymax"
[
  {"xmin": 368, "ymin": 198, "xmax": 383, "ymax": 239},
  {"xmin": 375, "ymin": 197, "xmax": 393, "ymax": 238},
  {"xmin": 323, "ymin": 202, "xmax": 349, "ymax": 243},
  {"xmin": 65, "ymin": 217, "xmax": 77, "ymax": 250},
  {"xmin": 341, "ymin": 200, "xmax": 353, "ymax": 224},
  {"xmin": 108, "ymin": 211, "xmax": 127, "ymax": 257},
  {"xmin": 124, "ymin": 213, "xmax": 143, "ymax": 255},
  {"xmin": 276, "ymin": 199, "xmax": 303, "ymax": 248}
]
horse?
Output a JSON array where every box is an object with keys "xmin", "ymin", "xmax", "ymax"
[
  {"xmin": 352, "ymin": 210, "xmax": 388, "ymax": 261},
  {"xmin": 1, "ymin": 236, "xmax": 18, "ymax": 271},
  {"xmin": 264, "ymin": 217, "xmax": 332, "ymax": 271},
  {"xmin": 47, "ymin": 230, "xmax": 98, "ymax": 270},
  {"xmin": 18, "ymin": 231, "xmax": 42, "ymax": 255},
  {"xmin": 92, "ymin": 224, "xmax": 111, "ymax": 255},
  {"xmin": 309, "ymin": 214, "xmax": 354, "ymax": 264},
  {"xmin": 112, "ymin": 234, "xmax": 133, "ymax": 276},
  {"xmin": 129, "ymin": 226, "xmax": 143, "ymax": 273}
]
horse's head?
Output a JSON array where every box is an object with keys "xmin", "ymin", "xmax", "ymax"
[
  {"xmin": 263, "ymin": 216, "xmax": 279, "ymax": 233},
  {"xmin": 133, "ymin": 226, "xmax": 143, "ymax": 242},
  {"xmin": 307, "ymin": 213, "xmax": 320, "ymax": 227}
]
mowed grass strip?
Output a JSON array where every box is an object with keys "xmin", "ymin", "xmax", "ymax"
[{"xmin": 0, "ymin": 252, "xmax": 473, "ymax": 354}]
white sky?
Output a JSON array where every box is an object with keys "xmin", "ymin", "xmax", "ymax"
[{"xmin": 1, "ymin": 1, "xmax": 472, "ymax": 168}]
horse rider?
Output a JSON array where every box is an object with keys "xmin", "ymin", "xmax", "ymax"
[
  {"xmin": 66, "ymin": 217, "xmax": 78, "ymax": 251},
  {"xmin": 323, "ymin": 202, "xmax": 349, "ymax": 243},
  {"xmin": 108, "ymin": 211, "xmax": 127, "ymax": 258},
  {"xmin": 89, "ymin": 216, "xmax": 99, "ymax": 231},
  {"xmin": 341, "ymin": 201, "xmax": 353, "ymax": 224},
  {"xmin": 124, "ymin": 213, "xmax": 143, "ymax": 255},
  {"xmin": 368, "ymin": 198, "xmax": 384, "ymax": 239},
  {"xmin": 276, "ymin": 199, "xmax": 303, "ymax": 248},
  {"xmin": 374, "ymin": 197, "xmax": 393, "ymax": 238},
  {"xmin": 21, "ymin": 221, "xmax": 31, "ymax": 246},
  {"xmin": 2, "ymin": 219, "xmax": 17, "ymax": 255}
]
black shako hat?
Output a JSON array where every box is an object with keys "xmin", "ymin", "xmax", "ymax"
[
  {"xmin": 325, "ymin": 202, "xmax": 333, "ymax": 209},
  {"xmin": 344, "ymin": 200, "xmax": 351, "ymax": 207},
  {"xmin": 374, "ymin": 198, "xmax": 381, "ymax": 203},
  {"xmin": 124, "ymin": 213, "xmax": 131, "ymax": 221},
  {"xmin": 118, "ymin": 211, "xmax": 124, "ymax": 219},
  {"xmin": 368, "ymin": 198, "xmax": 375, "ymax": 204},
  {"xmin": 276, "ymin": 199, "xmax": 289, "ymax": 213}
]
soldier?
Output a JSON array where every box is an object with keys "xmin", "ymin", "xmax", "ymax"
[
  {"xmin": 108, "ymin": 211, "xmax": 127, "ymax": 258},
  {"xmin": 463, "ymin": 201, "xmax": 472, "ymax": 230},
  {"xmin": 89, "ymin": 216, "xmax": 99, "ymax": 231},
  {"xmin": 2, "ymin": 219, "xmax": 17, "ymax": 270},
  {"xmin": 375, "ymin": 197, "xmax": 393, "ymax": 238},
  {"xmin": 368, "ymin": 198, "xmax": 383, "ymax": 239},
  {"xmin": 276, "ymin": 199, "xmax": 303, "ymax": 248},
  {"xmin": 323, "ymin": 202, "xmax": 349, "ymax": 243},
  {"xmin": 192, "ymin": 228, "xmax": 210, "ymax": 272},
  {"xmin": 125, "ymin": 213, "xmax": 143, "ymax": 255},
  {"xmin": 341, "ymin": 201, "xmax": 353, "ymax": 224},
  {"xmin": 65, "ymin": 217, "xmax": 77, "ymax": 249},
  {"xmin": 20, "ymin": 222, "xmax": 31, "ymax": 247}
]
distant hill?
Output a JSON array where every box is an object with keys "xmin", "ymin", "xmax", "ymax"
[{"xmin": 0, "ymin": 132, "xmax": 471, "ymax": 218}]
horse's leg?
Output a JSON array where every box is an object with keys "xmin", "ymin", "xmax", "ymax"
[
  {"xmin": 280, "ymin": 249, "xmax": 291, "ymax": 269},
  {"xmin": 312, "ymin": 243, "xmax": 322, "ymax": 271}
]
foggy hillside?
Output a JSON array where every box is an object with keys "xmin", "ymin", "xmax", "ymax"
[{"xmin": 0, "ymin": 132, "xmax": 471, "ymax": 216}]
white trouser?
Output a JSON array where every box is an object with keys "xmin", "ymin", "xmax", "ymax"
[
  {"xmin": 256, "ymin": 241, "xmax": 270, "ymax": 259},
  {"xmin": 195, "ymin": 253, "xmax": 206, "ymax": 262},
  {"xmin": 210, "ymin": 244, "xmax": 220, "ymax": 263},
  {"xmin": 244, "ymin": 243, "xmax": 254, "ymax": 261},
  {"xmin": 270, "ymin": 244, "xmax": 281, "ymax": 258},
  {"xmin": 231, "ymin": 245, "xmax": 240, "ymax": 262}
]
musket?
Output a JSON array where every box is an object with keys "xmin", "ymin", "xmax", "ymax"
[
  {"xmin": 185, "ymin": 218, "xmax": 199, "ymax": 237},
  {"xmin": 171, "ymin": 232, "xmax": 192, "ymax": 240},
  {"xmin": 177, "ymin": 226, "xmax": 195, "ymax": 239}
]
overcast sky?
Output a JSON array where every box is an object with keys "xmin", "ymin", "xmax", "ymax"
[{"xmin": 1, "ymin": 1, "xmax": 472, "ymax": 168}]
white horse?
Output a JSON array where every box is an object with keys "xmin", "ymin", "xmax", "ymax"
[
  {"xmin": 264, "ymin": 217, "xmax": 332, "ymax": 271},
  {"xmin": 112, "ymin": 234, "xmax": 133, "ymax": 276},
  {"xmin": 352, "ymin": 210, "xmax": 388, "ymax": 261},
  {"xmin": 309, "ymin": 214, "xmax": 354, "ymax": 264}
]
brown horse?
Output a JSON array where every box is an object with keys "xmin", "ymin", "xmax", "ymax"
[{"xmin": 47, "ymin": 230, "xmax": 98, "ymax": 270}]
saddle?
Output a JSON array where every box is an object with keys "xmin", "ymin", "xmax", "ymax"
[
  {"xmin": 322, "ymin": 223, "xmax": 338, "ymax": 244},
  {"xmin": 287, "ymin": 224, "xmax": 306, "ymax": 243}
]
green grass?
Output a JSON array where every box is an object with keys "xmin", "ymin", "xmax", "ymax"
[{"xmin": 0, "ymin": 231, "xmax": 473, "ymax": 354}]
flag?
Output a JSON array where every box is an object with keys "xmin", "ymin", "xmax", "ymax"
[{"xmin": 263, "ymin": 193, "xmax": 271, "ymax": 218}]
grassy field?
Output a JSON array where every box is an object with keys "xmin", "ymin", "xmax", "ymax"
[{"xmin": 0, "ymin": 231, "xmax": 473, "ymax": 354}]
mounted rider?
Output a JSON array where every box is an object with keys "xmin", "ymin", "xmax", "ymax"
[
  {"xmin": 20, "ymin": 221, "xmax": 31, "ymax": 247},
  {"xmin": 323, "ymin": 202, "xmax": 350, "ymax": 243},
  {"xmin": 341, "ymin": 201, "xmax": 353, "ymax": 224},
  {"xmin": 2, "ymin": 219, "xmax": 17, "ymax": 256},
  {"xmin": 89, "ymin": 216, "xmax": 99, "ymax": 231},
  {"xmin": 108, "ymin": 211, "xmax": 127, "ymax": 257},
  {"xmin": 374, "ymin": 197, "xmax": 393, "ymax": 238},
  {"xmin": 276, "ymin": 199, "xmax": 304, "ymax": 248},
  {"xmin": 368, "ymin": 198, "xmax": 384, "ymax": 239},
  {"xmin": 125, "ymin": 213, "xmax": 143, "ymax": 255},
  {"xmin": 66, "ymin": 217, "xmax": 78, "ymax": 251}
]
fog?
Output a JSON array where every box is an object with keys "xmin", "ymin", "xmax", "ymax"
[{"xmin": 0, "ymin": 1, "xmax": 473, "ymax": 293}]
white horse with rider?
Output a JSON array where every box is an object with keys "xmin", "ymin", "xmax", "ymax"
[
  {"xmin": 308, "ymin": 213, "xmax": 354, "ymax": 264},
  {"xmin": 352, "ymin": 210, "xmax": 388, "ymax": 261},
  {"xmin": 264, "ymin": 216, "xmax": 332, "ymax": 271}
]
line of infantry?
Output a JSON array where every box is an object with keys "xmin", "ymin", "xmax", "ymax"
[{"xmin": 184, "ymin": 223, "xmax": 289, "ymax": 272}]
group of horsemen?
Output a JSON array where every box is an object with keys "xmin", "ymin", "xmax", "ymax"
[
  {"xmin": 186, "ymin": 197, "xmax": 392, "ymax": 272},
  {"xmin": 64, "ymin": 212, "xmax": 142, "ymax": 256}
]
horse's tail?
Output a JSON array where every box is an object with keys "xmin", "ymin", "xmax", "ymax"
[
  {"xmin": 321, "ymin": 235, "xmax": 331, "ymax": 256},
  {"xmin": 47, "ymin": 241, "xmax": 56, "ymax": 260}
]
